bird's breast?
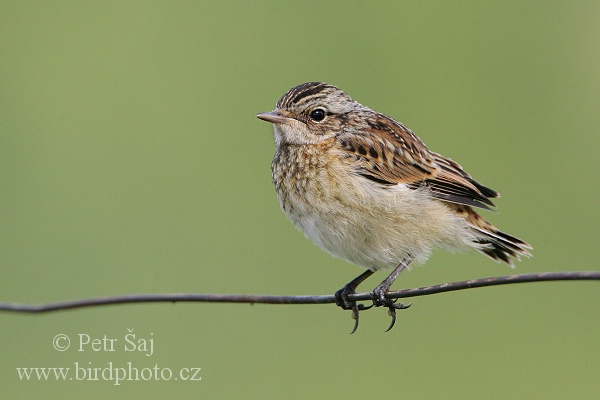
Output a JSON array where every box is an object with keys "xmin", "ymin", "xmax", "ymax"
[{"xmin": 270, "ymin": 142, "xmax": 478, "ymax": 270}]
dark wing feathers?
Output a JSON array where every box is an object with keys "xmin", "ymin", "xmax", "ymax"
[
  {"xmin": 337, "ymin": 114, "xmax": 498, "ymax": 210},
  {"xmin": 411, "ymin": 153, "xmax": 498, "ymax": 210}
]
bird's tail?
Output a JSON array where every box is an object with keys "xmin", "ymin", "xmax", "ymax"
[
  {"xmin": 475, "ymin": 226, "xmax": 532, "ymax": 267},
  {"xmin": 451, "ymin": 204, "xmax": 532, "ymax": 267}
]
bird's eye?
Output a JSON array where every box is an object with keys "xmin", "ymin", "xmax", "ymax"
[{"xmin": 309, "ymin": 108, "xmax": 327, "ymax": 122}]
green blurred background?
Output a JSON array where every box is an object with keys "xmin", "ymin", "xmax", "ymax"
[{"xmin": 1, "ymin": 1, "xmax": 598, "ymax": 398}]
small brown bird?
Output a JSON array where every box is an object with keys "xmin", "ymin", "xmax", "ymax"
[{"xmin": 257, "ymin": 82, "xmax": 531, "ymax": 332}]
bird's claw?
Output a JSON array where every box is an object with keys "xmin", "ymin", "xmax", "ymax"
[
  {"xmin": 384, "ymin": 301, "xmax": 412, "ymax": 332},
  {"xmin": 371, "ymin": 286, "xmax": 412, "ymax": 332},
  {"xmin": 385, "ymin": 307, "xmax": 397, "ymax": 332},
  {"xmin": 349, "ymin": 302, "xmax": 373, "ymax": 334},
  {"xmin": 336, "ymin": 285, "xmax": 372, "ymax": 333}
]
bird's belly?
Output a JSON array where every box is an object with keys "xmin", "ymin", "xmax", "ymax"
[{"xmin": 278, "ymin": 180, "xmax": 477, "ymax": 271}]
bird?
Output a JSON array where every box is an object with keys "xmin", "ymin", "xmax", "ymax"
[{"xmin": 257, "ymin": 82, "xmax": 531, "ymax": 332}]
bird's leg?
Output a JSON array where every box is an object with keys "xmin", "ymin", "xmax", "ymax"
[
  {"xmin": 334, "ymin": 269, "xmax": 374, "ymax": 309},
  {"xmin": 372, "ymin": 257, "xmax": 412, "ymax": 306},
  {"xmin": 371, "ymin": 257, "xmax": 413, "ymax": 331},
  {"xmin": 334, "ymin": 269, "xmax": 374, "ymax": 334}
]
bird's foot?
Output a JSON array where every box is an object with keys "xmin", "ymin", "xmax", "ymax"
[
  {"xmin": 372, "ymin": 284, "xmax": 412, "ymax": 332},
  {"xmin": 334, "ymin": 284, "xmax": 372, "ymax": 334}
]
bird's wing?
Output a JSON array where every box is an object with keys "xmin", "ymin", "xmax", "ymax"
[{"xmin": 337, "ymin": 113, "xmax": 498, "ymax": 210}]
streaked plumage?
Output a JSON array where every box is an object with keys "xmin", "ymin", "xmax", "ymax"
[
  {"xmin": 257, "ymin": 82, "xmax": 531, "ymax": 329},
  {"xmin": 259, "ymin": 82, "xmax": 531, "ymax": 270}
]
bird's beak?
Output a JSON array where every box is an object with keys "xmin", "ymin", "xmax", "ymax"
[{"xmin": 256, "ymin": 111, "xmax": 293, "ymax": 125}]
